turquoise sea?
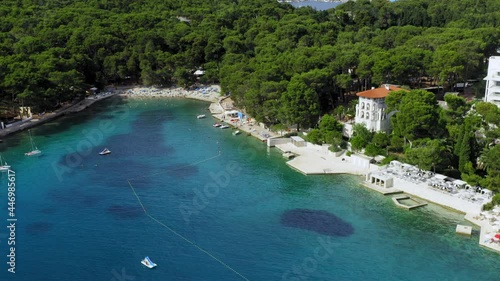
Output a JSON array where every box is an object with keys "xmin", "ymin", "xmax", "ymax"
[{"xmin": 0, "ymin": 97, "xmax": 499, "ymax": 281}]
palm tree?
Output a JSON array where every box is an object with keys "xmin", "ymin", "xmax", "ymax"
[{"xmin": 478, "ymin": 145, "xmax": 500, "ymax": 173}]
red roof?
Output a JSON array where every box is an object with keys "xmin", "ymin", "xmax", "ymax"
[{"xmin": 356, "ymin": 85, "xmax": 406, "ymax": 98}]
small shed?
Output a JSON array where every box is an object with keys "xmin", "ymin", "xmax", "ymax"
[{"xmin": 290, "ymin": 136, "xmax": 306, "ymax": 147}]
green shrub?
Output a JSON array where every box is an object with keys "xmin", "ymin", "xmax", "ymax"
[
  {"xmin": 481, "ymin": 193, "xmax": 499, "ymax": 211},
  {"xmin": 380, "ymin": 154, "xmax": 397, "ymax": 165},
  {"xmin": 365, "ymin": 143, "xmax": 385, "ymax": 156},
  {"xmin": 329, "ymin": 145, "xmax": 342, "ymax": 152},
  {"xmin": 305, "ymin": 129, "xmax": 322, "ymax": 144}
]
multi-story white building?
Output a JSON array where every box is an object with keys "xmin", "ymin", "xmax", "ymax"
[
  {"xmin": 354, "ymin": 84, "xmax": 405, "ymax": 133},
  {"xmin": 484, "ymin": 56, "xmax": 500, "ymax": 107}
]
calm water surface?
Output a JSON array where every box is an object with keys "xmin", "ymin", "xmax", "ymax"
[{"xmin": 0, "ymin": 97, "xmax": 499, "ymax": 281}]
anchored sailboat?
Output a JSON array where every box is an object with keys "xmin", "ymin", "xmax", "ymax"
[
  {"xmin": 0, "ymin": 153, "xmax": 10, "ymax": 171},
  {"xmin": 25, "ymin": 130, "xmax": 42, "ymax": 156},
  {"xmin": 99, "ymin": 148, "xmax": 111, "ymax": 155}
]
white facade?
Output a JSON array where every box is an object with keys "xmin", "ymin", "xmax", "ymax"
[
  {"xmin": 354, "ymin": 96, "xmax": 390, "ymax": 133},
  {"xmin": 484, "ymin": 56, "xmax": 500, "ymax": 107}
]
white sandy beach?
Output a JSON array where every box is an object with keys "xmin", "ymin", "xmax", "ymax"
[{"xmin": 112, "ymin": 84, "xmax": 221, "ymax": 103}]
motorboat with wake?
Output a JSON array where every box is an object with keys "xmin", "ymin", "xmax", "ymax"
[
  {"xmin": 99, "ymin": 148, "xmax": 111, "ymax": 155},
  {"xmin": 197, "ymin": 114, "xmax": 206, "ymax": 119},
  {"xmin": 141, "ymin": 256, "xmax": 157, "ymax": 269}
]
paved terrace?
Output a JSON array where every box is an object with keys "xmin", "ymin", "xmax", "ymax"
[
  {"xmin": 465, "ymin": 210, "xmax": 500, "ymax": 253},
  {"xmin": 274, "ymin": 142, "xmax": 378, "ymax": 175},
  {"xmin": 369, "ymin": 161, "xmax": 492, "ymax": 214}
]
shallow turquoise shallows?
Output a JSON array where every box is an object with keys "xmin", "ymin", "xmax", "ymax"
[{"xmin": 0, "ymin": 97, "xmax": 499, "ymax": 281}]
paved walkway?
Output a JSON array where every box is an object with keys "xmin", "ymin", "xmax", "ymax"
[
  {"xmin": 0, "ymin": 92, "xmax": 117, "ymax": 138},
  {"xmin": 274, "ymin": 142, "xmax": 376, "ymax": 175},
  {"xmin": 209, "ymin": 97, "xmax": 280, "ymax": 142}
]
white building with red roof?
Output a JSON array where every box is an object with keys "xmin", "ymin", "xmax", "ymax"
[{"xmin": 354, "ymin": 84, "xmax": 405, "ymax": 133}]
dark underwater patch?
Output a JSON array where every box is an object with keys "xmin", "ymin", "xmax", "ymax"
[
  {"xmin": 103, "ymin": 133, "xmax": 174, "ymax": 157},
  {"xmin": 281, "ymin": 209, "xmax": 354, "ymax": 237},
  {"xmin": 98, "ymin": 114, "xmax": 115, "ymax": 120},
  {"xmin": 82, "ymin": 195, "xmax": 101, "ymax": 206},
  {"xmin": 167, "ymin": 164, "xmax": 199, "ymax": 178},
  {"xmin": 57, "ymin": 151, "xmax": 92, "ymax": 167},
  {"xmin": 40, "ymin": 208, "xmax": 56, "ymax": 214},
  {"xmin": 47, "ymin": 187, "xmax": 80, "ymax": 203},
  {"xmin": 107, "ymin": 205, "xmax": 144, "ymax": 219},
  {"xmin": 25, "ymin": 222, "xmax": 53, "ymax": 234},
  {"xmin": 132, "ymin": 109, "xmax": 175, "ymax": 128}
]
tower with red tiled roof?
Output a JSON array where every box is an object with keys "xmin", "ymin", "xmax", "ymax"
[{"xmin": 354, "ymin": 84, "xmax": 405, "ymax": 133}]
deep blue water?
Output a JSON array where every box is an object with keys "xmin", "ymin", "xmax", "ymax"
[{"xmin": 0, "ymin": 97, "xmax": 499, "ymax": 281}]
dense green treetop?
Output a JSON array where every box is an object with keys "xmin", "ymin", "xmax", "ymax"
[
  {"xmin": 0, "ymin": 0, "xmax": 498, "ymax": 114},
  {"xmin": 1, "ymin": 0, "xmax": 500, "ymax": 195}
]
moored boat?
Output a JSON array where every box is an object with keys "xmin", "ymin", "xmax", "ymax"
[
  {"xmin": 99, "ymin": 148, "xmax": 111, "ymax": 155},
  {"xmin": 25, "ymin": 130, "xmax": 42, "ymax": 156},
  {"xmin": 220, "ymin": 124, "xmax": 229, "ymax": 129},
  {"xmin": 232, "ymin": 130, "xmax": 241, "ymax": 135},
  {"xmin": 141, "ymin": 256, "xmax": 157, "ymax": 269},
  {"xmin": 213, "ymin": 123, "xmax": 221, "ymax": 127},
  {"xmin": 0, "ymin": 153, "xmax": 10, "ymax": 171}
]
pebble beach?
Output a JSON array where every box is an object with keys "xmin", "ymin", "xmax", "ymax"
[{"xmin": 115, "ymin": 84, "xmax": 221, "ymax": 103}]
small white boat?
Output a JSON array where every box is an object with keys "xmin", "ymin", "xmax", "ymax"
[
  {"xmin": 197, "ymin": 114, "xmax": 206, "ymax": 119},
  {"xmin": 141, "ymin": 256, "xmax": 157, "ymax": 269},
  {"xmin": 25, "ymin": 130, "xmax": 42, "ymax": 156},
  {"xmin": 213, "ymin": 123, "xmax": 221, "ymax": 127},
  {"xmin": 99, "ymin": 148, "xmax": 111, "ymax": 155},
  {"xmin": 232, "ymin": 130, "xmax": 241, "ymax": 136},
  {"xmin": 0, "ymin": 153, "xmax": 10, "ymax": 171},
  {"xmin": 220, "ymin": 125, "xmax": 230, "ymax": 129}
]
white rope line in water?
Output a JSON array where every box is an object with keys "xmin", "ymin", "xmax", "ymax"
[{"xmin": 126, "ymin": 151, "xmax": 250, "ymax": 281}]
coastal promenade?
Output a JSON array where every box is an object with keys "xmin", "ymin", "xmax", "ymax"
[
  {"xmin": 0, "ymin": 84, "xmax": 223, "ymax": 139},
  {"xmin": 209, "ymin": 96, "xmax": 281, "ymax": 142},
  {"xmin": 0, "ymin": 91, "xmax": 117, "ymax": 138}
]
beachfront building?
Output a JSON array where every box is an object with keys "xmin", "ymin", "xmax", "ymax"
[
  {"xmin": 354, "ymin": 84, "xmax": 405, "ymax": 133},
  {"xmin": 366, "ymin": 160, "xmax": 493, "ymax": 214},
  {"xmin": 484, "ymin": 56, "xmax": 500, "ymax": 107}
]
